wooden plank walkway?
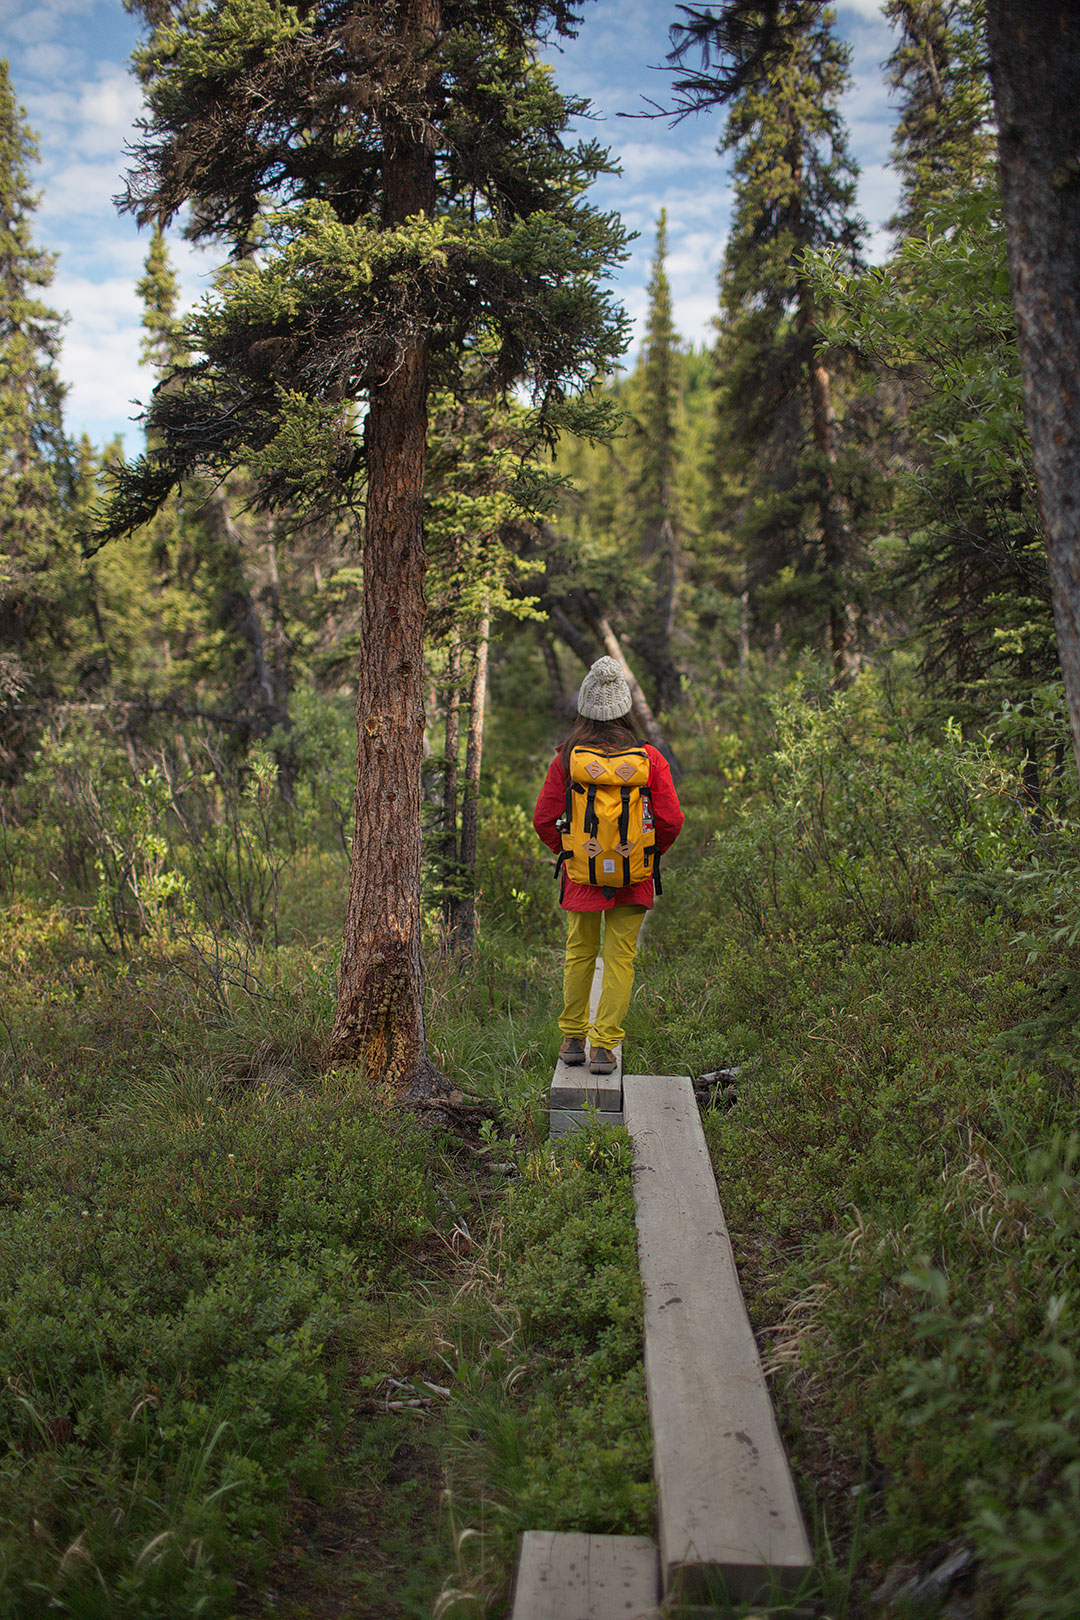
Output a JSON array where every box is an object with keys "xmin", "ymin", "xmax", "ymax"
[
  {"xmin": 622, "ymin": 1072, "xmax": 813, "ymax": 1606},
  {"xmin": 510, "ymin": 1531, "xmax": 660, "ymax": 1620}
]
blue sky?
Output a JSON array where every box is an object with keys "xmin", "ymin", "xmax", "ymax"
[{"xmin": 2, "ymin": 0, "xmax": 899, "ymax": 452}]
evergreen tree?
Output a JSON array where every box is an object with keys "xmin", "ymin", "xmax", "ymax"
[
  {"xmin": 808, "ymin": 194, "xmax": 1054, "ymax": 718},
  {"xmin": 627, "ymin": 210, "xmax": 682, "ymax": 707},
  {"xmin": 92, "ymin": 1, "xmax": 628, "ymax": 1094},
  {"xmin": 136, "ymin": 226, "xmax": 187, "ymax": 373},
  {"xmin": 884, "ymin": 0, "xmax": 994, "ymax": 235},
  {"xmin": 0, "ymin": 60, "xmax": 80, "ymax": 772},
  {"xmin": 802, "ymin": 3, "xmax": 1052, "ymax": 719},
  {"xmin": 634, "ymin": 211, "xmax": 678, "ymax": 554},
  {"xmin": 672, "ymin": 3, "xmax": 866, "ymax": 677}
]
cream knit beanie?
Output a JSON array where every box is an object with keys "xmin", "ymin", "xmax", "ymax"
[{"xmin": 577, "ymin": 656, "xmax": 633, "ymax": 721}]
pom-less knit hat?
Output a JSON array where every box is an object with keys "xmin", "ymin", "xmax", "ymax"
[{"xmin": 577, "ymin": 656, "xmax": 633, "ymax": 721}]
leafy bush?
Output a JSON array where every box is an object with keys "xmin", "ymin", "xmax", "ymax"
[
  {"xmin": 638, "ymin": 666, "xmax": 1080, "ymax": 1615},
  {"xmin": 0, "ymin": 1054, "xmax": 440, "ymax": 1617}
]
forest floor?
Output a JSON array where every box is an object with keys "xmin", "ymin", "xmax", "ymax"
[{"xmin": 2, "ymin": 672, "xmax": 1079, "ymax": 1618}]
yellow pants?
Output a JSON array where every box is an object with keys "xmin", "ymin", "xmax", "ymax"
[{"xmin": 559, "ymin": 906, "xmax": 647, "ymax": 1050}]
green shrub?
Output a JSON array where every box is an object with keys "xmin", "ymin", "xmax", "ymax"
[{"xmin": 0, "ymin": 1059, "xmax": 440, "ymax": 1617}]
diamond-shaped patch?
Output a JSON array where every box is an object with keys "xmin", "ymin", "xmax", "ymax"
[
  {"xmin": 615, "ymin": 761, "xmax": 637, "ymax": 781},
  {"xmin": 586, "ymin": 758, "xmax": 605, "ymax": 779}
]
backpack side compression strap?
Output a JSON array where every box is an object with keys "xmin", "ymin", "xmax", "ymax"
[{"xmin": 584, "ymin": 783, "xmax": 599, "ymax": 886}]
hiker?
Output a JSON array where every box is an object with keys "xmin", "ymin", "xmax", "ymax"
[{"xmin": 532, "ymin": 656, "xmax": 684, "ymax": 1076}]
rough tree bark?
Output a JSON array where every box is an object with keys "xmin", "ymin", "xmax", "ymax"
[
  {"xmin": 986, "ymin": 0, "xmax": 1080, "ymax": 779},
  {"xmin": 327, "ymin": 0, "xmax": 448, "ymax": 1095}
]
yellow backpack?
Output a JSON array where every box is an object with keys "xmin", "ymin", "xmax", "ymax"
[{"xmin": 556, "ymin": 746, "xmax": 661, "ymax": 897}]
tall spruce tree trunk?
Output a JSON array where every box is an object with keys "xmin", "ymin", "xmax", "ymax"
[
  {"xmin": 454, "ymin": 602, "xmax": 489, "ymax": 952},
  {"xmin": 329, "ymin": 327, "xmax": 435, "ymax": 1085},
  {"xmin": 634, "ymin": 516, "xmax": 682, "ymax": 711},
  {"xmin": 799, "ymin": 293, "xmax": 854, "ymax": 682},
  {"xmin": 328, "ymin": 0, "xmax": 447, "ymax": 1094},
  {"xmin": 986, "ymin": 0, "xmax": 1080, "ymax": 780},
  {"xmin": 441, "ymin": 630, "xmax": 461, "ymax": 929}
]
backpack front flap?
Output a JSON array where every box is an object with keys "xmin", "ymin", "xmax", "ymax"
[{"xmin": 559, "ymin": 747, "xmax": 656, "ymax": 893}]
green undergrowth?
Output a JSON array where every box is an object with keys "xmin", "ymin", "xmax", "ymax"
[
  {"xmin": 5, "ymin": 660, "xmax": 1080, "ymax": 1618},
  {"xmin": 0, "ymin": 908, "xmax": 473, "ymax": 1618},
  {"xmin": 0, "ymin": 798, "xmax": 648, "ymax": 1619},
  {"xmin": 632, "ymin": 668, "xmax": 1080, "ymax": 1618},
  {"xmin": 435, "ymin": 1127, "xmax": 653, "ymax": 1617}
]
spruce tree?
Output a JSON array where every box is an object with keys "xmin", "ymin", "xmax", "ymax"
[
  {"xmin": 136, "ymin": 225, "xmax": 187, "ymax": 373},
  {"xmin": 669, "ymin": 0, "xmax": 1080, "ymax": 772},
  {"xmin": 672, "ymin": 3, "xmax": 866, "ymax": 677},
  {"xmin": 812, "ymin": 2, "xmax": 1053, "ymax": 715},
  {"xmin": 93, "ymin": 1, "xmax": 628, "ymax": 1094},
  {"xmin": 0, "ymin": 60, "xmax": 79, "ymax": 769},
  {"xmin": 628, "ymin": 210, "xmax": 682, "ymax": 708},
  {"xmin": 884, "ymin": 0, "xmax": 994, "ymax": 235}
]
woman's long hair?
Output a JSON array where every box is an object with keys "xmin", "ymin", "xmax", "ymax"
[{"xmin": 560, "ymin": 711, "xmax": 642, "ymax": 777}]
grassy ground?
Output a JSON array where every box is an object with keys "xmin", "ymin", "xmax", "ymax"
[
  {"xmin": 0, "ymin": 896, "xmax": 476, "ymax": 1617},
  {"xmin": 3, "ymin": 661, "xmax": 1079, "ymax": 1618},
  {"xmin": 624, "ymin": 674, "xmax": 1080, "ymax": 1620},
  {"xmin": 0, "ymin": 811, "xmax": 652, "ymax": 1619}
]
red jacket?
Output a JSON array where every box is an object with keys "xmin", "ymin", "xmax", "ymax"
[{"xmin": 532, "ymin": 743, "xmax": 684, "ymax": 911}]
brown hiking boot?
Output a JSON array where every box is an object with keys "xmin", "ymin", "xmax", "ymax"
[
  {"xmin": 559, "ymin": 1036, "xmax": 587, "ymax": 1066},
  {"xmin": 589, "ymin": 1045, "xmax": 617, "ymax": 1075}
]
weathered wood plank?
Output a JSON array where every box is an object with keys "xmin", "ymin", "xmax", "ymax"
[
  {"xmin": 511, "ymin": 1531, "xmax": 660, "ymax": 1620},
  {"xmin": 548, "ymin": 1107, "xmax": 623, "ymax": 1137},
  {"xmin": 622, "ymin": 1073, "xmax": 814, "ymax": 1605},
  {"xmin": 549, "ymin": 1068, "xmax": 622, "ymax": 1110}
]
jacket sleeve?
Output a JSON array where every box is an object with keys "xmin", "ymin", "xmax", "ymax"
[
  {"xmin": 532, "ymin": 754, "xmax": 566, "ymax": 855},
  {"xmin": 646, "ymin": 748, "xmax": 685, "ymax": 853}
]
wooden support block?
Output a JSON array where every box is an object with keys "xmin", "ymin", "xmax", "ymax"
[
  {"xmin": 549, "ymin": 1066, "xmax": 622, "ymax": 1111},
  {"xmin": 548, "ymin": 1107, "xmax": 623, "ymax": 1138},
  {"xmin": 622, "ymin": 1074, "xmax": 814, "ymax": 1606},
  {"xmin": 511, "ymin": 1530, "xmax": 660, "ymax": 1620},
  {"xmin": 549, "ymin": 960, "xmax": 623, "ymax": 1122}
]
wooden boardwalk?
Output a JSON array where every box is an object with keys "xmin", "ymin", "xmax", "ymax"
[
  {"xmin": 623, "ymin": 1073, "xmax": 813, "ymax": 1606},
  {"xmin": 510, "ymin": 1531, "xmax": 659, "ymax": 1620},
  {"xmin": 514, "ymin": 957, "xmax": 813, "ymax": 1614}
]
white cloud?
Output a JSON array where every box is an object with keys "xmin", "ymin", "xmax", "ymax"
[
  {"xmin": 673, "ymin": 291, "xmax": 719, "ymax": 348},
  {"xmin": 46, "ymin": 272, "xmax": 147, "ymax": 449},
  {"xmin": 2, "ymin": 0, "xmax": 95, "ymax": 47},
  {"xmin": 75, "ymin": 73, "xmax": 143, "ymax": 156},
  {"xmin": 20, "ymin": 41, "xmax": 83, "ymax": 78},
  {"xmin": 38, "ymin": 157, "xmax": 128, "ymax": 223},
  {"xmin": 614, "ymin": 133, "xmax": 716, "ymax": 180},
  {"xmin": 837, "ymin": 0, "xmax": 888, "ymax": 21}
]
